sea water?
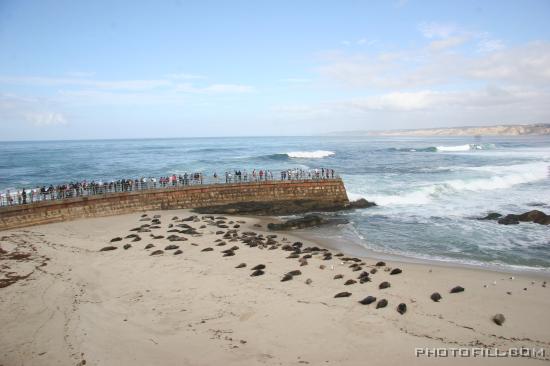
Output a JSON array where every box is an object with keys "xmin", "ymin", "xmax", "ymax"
[{"xmin": 1, "ymin": 136, "xmax": 549, "ymax": 271}]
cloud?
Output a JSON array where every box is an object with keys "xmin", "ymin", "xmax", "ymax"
[
  {"xmin": 428, "ymin": 36, "xmax": 468, "ymax": 51},
  {"xmin": 0, "ymin": 93, "xmax": 68, "ymax": 127},
  {"xmin": 24, "ymin": 112, "xmax": 67, "ymax": 126},
  {"xmin": 418, "ymin": 22, "xmax": 457, "ymax": 39},
  {"xmin": 477, "ymin": 38, "xmax": 505, "ymax": 53},
  {"xmin": 0, "ymin": 76, "xmax": 171, "ymax": 90}
]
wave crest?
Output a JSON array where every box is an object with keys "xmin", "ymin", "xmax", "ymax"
[{"xmin": 286, "ymin": 150, "xmax": 335, "ymax": 158}]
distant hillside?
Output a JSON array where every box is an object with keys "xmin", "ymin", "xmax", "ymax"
[{"xmin": 327, "ymin": 124, "xmax": 550, "ymax": 137}]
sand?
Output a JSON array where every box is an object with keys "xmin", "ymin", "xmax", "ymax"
[{"xmin": 0, "ymin": 209, "xmax": 549, "ymax": 366}]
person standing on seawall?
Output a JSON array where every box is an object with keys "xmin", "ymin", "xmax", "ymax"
[{"xmin": 22, "ymin": 188, "xmax": 27, "ymax": 204}]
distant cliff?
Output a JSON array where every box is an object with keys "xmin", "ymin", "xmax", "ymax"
[{"xmin": 327, "ymin": 124, "xmax": 550, "ymax": 137}]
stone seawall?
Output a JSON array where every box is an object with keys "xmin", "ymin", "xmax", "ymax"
[{"xmin": 0, "ymin": 179, "xmax": 349, "ymax": 231}]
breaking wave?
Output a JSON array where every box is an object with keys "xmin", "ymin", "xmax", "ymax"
[
  {"xmin": 390, "ymin": 144, "xmax": 496, "ymax": 153},
  {"xmin": 349, "ymin": 161, "xmax": 549, "ymax": 206},
  {"xmin": 286, "ymin": 150, "xmax": 335, "ymax": 158}
]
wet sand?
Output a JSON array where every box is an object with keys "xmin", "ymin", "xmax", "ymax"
[{"xmin": 1, "ymin": 209, "xmax": 549, "ymax": 365}]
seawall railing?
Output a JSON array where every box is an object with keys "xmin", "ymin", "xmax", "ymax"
[{"xmin": 0, "ymin": 169, "xmax": 339, "ymax": 208}]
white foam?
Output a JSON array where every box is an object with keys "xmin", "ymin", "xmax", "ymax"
[
  {"xmin": 286, "ymin": 150, "xmax": 335, "ymax": 159},
  {"xmin": 435, "ymin": 143, "xmax": 495, "ymax": 152},
  {"xmin": 350, "ymin": 161, "xmax": 549, "ymax": 206}
]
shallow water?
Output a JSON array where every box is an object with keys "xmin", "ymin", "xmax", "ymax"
[{"xmin": 1, "ymin": 135, "xmax": 549, "ymax": 270}]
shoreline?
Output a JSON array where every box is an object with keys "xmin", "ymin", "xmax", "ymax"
[
  {"xmin": 291, "ymin": 224, "xmax": 550, "ymax": 279},
  {"xmin": 1, "ymin": 210, "xmax": 549, "ymax": 365}
]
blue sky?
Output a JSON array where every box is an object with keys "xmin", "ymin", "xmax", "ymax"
[{"xmin": 1, "ymin": 0, "xmax": 549, "ymax": 140}]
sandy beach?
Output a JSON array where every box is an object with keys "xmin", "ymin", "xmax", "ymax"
[{"xmin": 1, "ymin": 209, "xmax": 549, "ymax": 366}]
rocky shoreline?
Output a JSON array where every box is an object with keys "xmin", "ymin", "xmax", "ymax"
[{"xmin": 479, "ymin": 210, "xmax": 550, "ymax": 225}]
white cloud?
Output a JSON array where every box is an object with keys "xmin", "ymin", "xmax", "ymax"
[
  {"xmin": 429, "ymin": 36, "xmax": 468, "ymax": 51},
  {"xmin": 418, "ymin": 22, "xmax": 457, "ymax": 39},
  {"xmin": 24, "ymin": 112, "xmax": 67, "ymax": 126},
  {"xmin": 477, "ymin": 38, "xmax": 505, "ymax": 53},
  {"xmin": 0, "ymin": 93, "xmax": 69, "ymax": 127}
]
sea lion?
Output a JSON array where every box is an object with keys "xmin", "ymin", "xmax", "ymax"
[
  {"xmin": 110, "ymin": 237, "xmax": 122, "ymax": 242},
  {"xmin": 359, "ymin": 277, "xmax": 371, "ymax": 284},
  {"xmin": 145, "ymin": 244, "xmax": 154, "ymax": 249},
  {"xmin": 450, "ymin": 286, "xmax": 465, "ymax": 293},
  {"xmin": 287, "ymin": 270, "xmax": 302, "ymax": 276},
  {"xmin": 390, "ymin": 268, "xmax": 402, "ymax": 275},
  {"xmin": 150, "ymin": 250, "xmax": 163, "ymax": 256},
  {"xmin": 223, "ymin": 251, "xmax": 235, "ymax": 257},
  {"xmin": 333, "ymin": 274, "xmax": 344, "ymax": 280},
  {"xmin": 359, "ymin": 296, "xmax": 377, "ymax": 305},
  {"xmin": 201, "ymin": 247, "xmax": 213, "ymax": 252},
  {"xmin": 251, "ymin": 264, "xmax": 266, "ymax": 270},
  {"xmin": 376, "ymin": 299, "xmax": 388, "ymax": 309},
  {"xmin": 352, "ymin": 266, "xmax": 362, "ymax": 272},
  {"xmin": 165, "ymin": 245, "xmax": 179, "ymax": 250},
  {"xmin": 235, "ymin": 263, "xmax": 246, "ymax": 268},
  {"xmin": 305, "ymin": 278, "xmax": 312, "ymax": 285},
  {"xmin": 99, "ymin": 246, "xmax": 117, "ymax": 251},
  {"xmin": 397, "ymin": 303, "xmax": 407, "ymax": 314},
  {"xmin": 174, "ymin": 250, "xmax": 183, "ymax": 255},
  {"xmin": 299, "ymin": 259, "xmax": 308, "ymax": 266},
  {"xmin": 379, "ymin": 281, "xmax": 391, "ymax": 289},
  {"xmin": 250, "ymin": 270, "xmax": 265, "ymax": 277},
  {"xmin": 430, "ymin": 292, "xmax": 442, "ymax": 302},
  {"xmin": 287, "ymin": 253, "xmax": 300, "ymax": 259},
  {"xmin": 334, "ymin": 292, "xmax": 352, "ymax": 298},
  {"xmin": 344, "ymin": 279, "xmax": 357, "ymax": 285},
  {"xmin": 281, "ymin": 274, "xmax": 293, "ymax": 282},
  {"xmin": 123, "ymin": 244, "xmax": 132, "ymax": 250},
  {"xmin": 370, "ymin": 268, "xmax": 377, "ymax": 274},
  {"xmin": 319, "ymin": 265, "xmax": 326, "ymax": 270},
  {"xmin": 375, "ymin": 261, "xmax": 386, "ymax": 267}
]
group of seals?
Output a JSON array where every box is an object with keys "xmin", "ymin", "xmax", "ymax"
[{"xmin": 99, "ymin": 212, "xmax": 478, "ymax": 321}]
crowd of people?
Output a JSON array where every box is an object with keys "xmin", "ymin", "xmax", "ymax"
[{"xmin": 0, "ymin": 168, "xmax": 338, "ymax": 206}]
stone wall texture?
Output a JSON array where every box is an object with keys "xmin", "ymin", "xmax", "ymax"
[{"xmin": 0, "ymin": 179, "xmax": 349, "ymax": 231}]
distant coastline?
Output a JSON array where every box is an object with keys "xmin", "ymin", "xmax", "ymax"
[{"xmin": 326, "ymin": 123, "xmax": 550, "ymax": 137}]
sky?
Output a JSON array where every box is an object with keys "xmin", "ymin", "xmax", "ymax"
[{"xmin": 1, "ymin": 0, "xmax": 550, "ymax": 140}]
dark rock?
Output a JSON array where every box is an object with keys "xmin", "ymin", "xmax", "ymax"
[
  {"xmin": 359, "ymin": 296, "xmax": 377, "ymax": 305},
  {"xmin": 450, "ymin": 286, "xmax": 465, "ymax": 293},
  {"xmin": 390, "ymin": 268, "xmax": 402, "ymax": 275},
  {"xmin": 379, "ymin": 281, "xmax": 391, "ymax": 289},
  {"xmin": 110, "ymin": 237, "xmax": 122, "ymax": 242},
  {"xmin": 235, "ymin": 263, "xmax": 246, "ymax": 268},
  {"xmin": 348, "ymin": 198, "xmax": 377, "ymax": 209},
  {"xmin": 431, "ymin": 292, "xmax": 442, "ymax": 302},
  {"xmin": 165, "ymin": 245, "xmax": 179, "ymax": 250},
  {"xmin": 267, "ymin": 214, "xmax": 326, "ymax": 231},
  {"xmin": 250, "ymin": 270, "xmax": 265, "ymax": 277},
  {"xmin": 123, "ymin": 244, "xmax": 132, "ymax": 250},
  {"xmin": 174, "ymin": 250, "xmax": 183, "ymax": 255},
  {"xmin": 397, "ymin": 303, "xmax": 407, "ymax": 315},
  {"xmin": 150, "ymin": 250, "xmax": 163, "ymax": 256},
  {"xmin": 479, "ymin": 212, "xmax": 502, "ymax": 220},
  {"xmin": 493, "ymin": 313, "xmax": 505, "ymax": 326},
  {"xmin": 376, "ymin": 299, "xmax": 388, "ymax": 309},
  {"xmin": 193, "ymin": 199, "xmax": 352, "ymax": 216},
  {"xmin": 99, "ymin": 246, "xmax": 117, "ymax": 252},
  {"xmin": 498, "ymin": 210, "xmax": 550, "ymax": 225},
  {"xmin": 334, "ymin": 292, "xmax": 352, "ymax": 298}
]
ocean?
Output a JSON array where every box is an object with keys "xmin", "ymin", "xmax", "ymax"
[{"xmin": 1, "ymin": 136, "xmax": 549, "ymax": 272}]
